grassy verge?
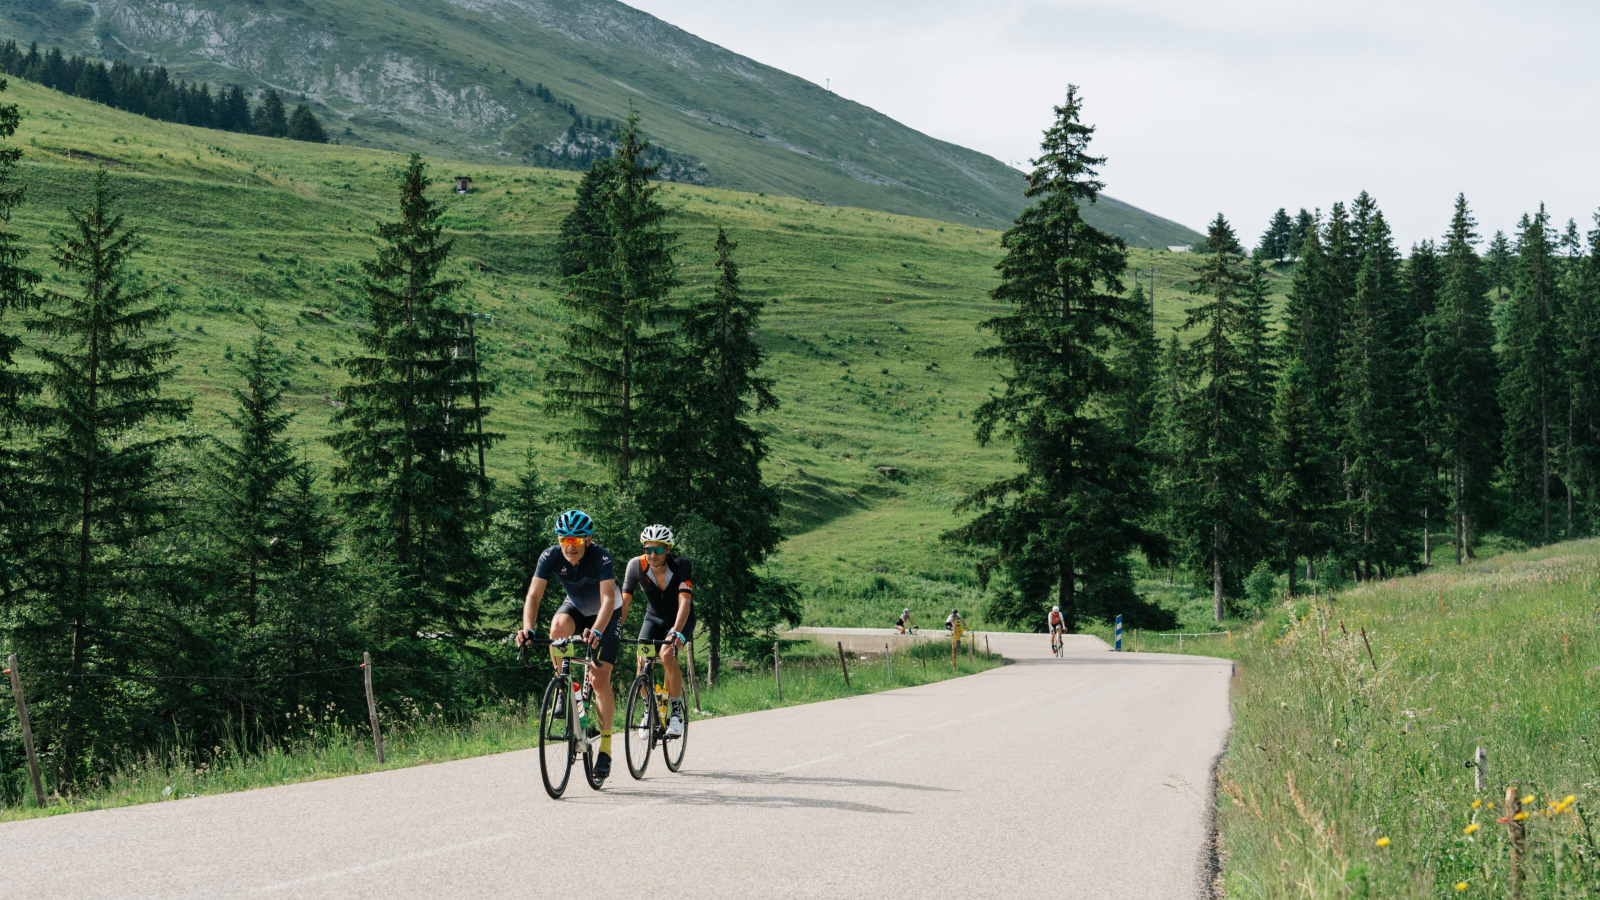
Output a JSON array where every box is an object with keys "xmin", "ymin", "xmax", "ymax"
[
  {"xmin": 0, "ymin": 639, "xmax": 999, "ymax": 822},
  {"xmin": 1207, "ymin": 540, "xmax": 1600, "ymax": 898}
]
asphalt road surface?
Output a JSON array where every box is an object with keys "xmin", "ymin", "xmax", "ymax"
[{"xmin": 1, "ymin": 632, "xmax": 1232, "ymax": 899}]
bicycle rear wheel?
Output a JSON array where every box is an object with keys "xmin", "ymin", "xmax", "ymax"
[
  {"xmin": 538, "ymin": 676, "xmax": 575, "ymax": 799},
  {"xmin": 662, "ymin": 691, "xmax": 688, "ymax": 772},
  {"xmin": 623, "ymin": 672, "xmax": 656, "ymax": 779}
]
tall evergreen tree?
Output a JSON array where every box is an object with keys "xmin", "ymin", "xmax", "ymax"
[
  {"xmin": 1288, "ymin": 208, "xmax": 1315, "ymax": 261},
  {"xmin": 21, "ymin": 169, "xmax": 189, "ymax": 779},
  {"xmin": 1169, "ymin": 214, "xmax": 1267, "ymax": 620},
  {"xmin": 1256, "ymin": 208, "xmax": 1293, "ymax": 261},
  {"xmin": 251, "ymin": 89, "xmax": 287, "ymax": 138},
  {"xmin": 1568, "ymin": 214, "xmax": 1600, "ymax": 527},
  {"xmin": 197, "ymin": 328, "xmax": 298, "ymax": 628},
  {"xmin": 545, "ymin": 107, "xmax": 679, "ymax": 492},
  {"xmin": 1423, "ymin": 195, "xmax": 1497, "ymax": 563},
  {"xmin": 945, "ymin": 87, "xmax": 1161, "ymax": 633},
  {"xmin": 0, "ymin": 73, "xmax": 39, "ymax": 608},
  {"xmin": 328, "ymin": 154, "xmax": 498, "ymax": 648},
  {"xmin": 1485, "ymin": 230, "xmax": 1513, "ymax": 304},
  {"xmin": 554, "ymin": 160, "xmax": 614, "ymax": 279},
  {"xmin": 1500, "ymin": 206, "xmax": 1561, "ymax": 543},
  {"xmin": 1403, "ymin": 240, "xmax": 1444, "ymax": 563},
  {"xmin": 1265, "ymin": 358, "xmax": 1335, "ymax": 594},
  {"xmin": 286, "ymin": 104, "xmax": 328, "ymax": 143},
  {"xmin": 1339, "ymin": 209, "xmax": 1416, "ymax": 578},
  {"xmin": 664, "ymin": 228, "xmax": 785, "ymax": 679}
]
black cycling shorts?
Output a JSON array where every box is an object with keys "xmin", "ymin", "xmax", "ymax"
[
  {"xmin": 554, "ymin": 599, "xmax": 622, "ymax": 665},
  {"xmin": 639, "ymin": 609, "xmax": 696, "ymax": 648}
]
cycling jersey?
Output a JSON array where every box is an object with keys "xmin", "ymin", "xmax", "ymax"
[
  {"xmin": 534, "ymin": 543, "xmax": 616, "ymax": 617},
  {"xmin": 1047, "ymin": 611, "xmax": 1064, "ymax": 632},
  {"xmin": 622, "ymin": 554, "xmax": 693, "ymax": 622},
  {"xmin": 895, "ymin": 614, "xmax": 911, "ymax": 628}
]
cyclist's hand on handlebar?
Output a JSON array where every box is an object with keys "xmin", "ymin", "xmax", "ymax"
[
  {"xmin": 514, "ymin": 628, "xmax": 537, "ymax": 647},
  {"xmin": 582, "ymin": 627, "xmax": 600, "ymax": 649},
  {"xmin": 670, "ymin": 631, "xmax": 687, "ymax": 651}
]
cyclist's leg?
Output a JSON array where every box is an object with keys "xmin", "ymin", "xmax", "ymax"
[
  {"xmin": 588, "ymin": 612, "xmax": 624, "ymax": 733},
  {"xmin": 549, "ymin": 607, "xmax": 578, "ymax": 670},
  {"xmin": 660, "ymin": 610, "xmax": 695, "ymax": 698}
]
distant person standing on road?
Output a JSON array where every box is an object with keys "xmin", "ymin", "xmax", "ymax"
[{"xmin": 945, "ymin": 608, "xmax": 964, "ymax": 632}]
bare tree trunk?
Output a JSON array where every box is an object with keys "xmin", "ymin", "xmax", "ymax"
[{"xmin": 1213, "ymin": 525, "xmax": 1224, "ymax": 623}]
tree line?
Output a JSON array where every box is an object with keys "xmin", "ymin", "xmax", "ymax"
[
  {"xmin": 949, "ymin": 88, "xmax": 1600, "ymax": 631},
  {"xmin": 0, "ymin": 82, "xmax": 782, "ymax": 798},
  {"xmin": 0, "ymin": 41, "xmax": 329, "ymax": 143}
]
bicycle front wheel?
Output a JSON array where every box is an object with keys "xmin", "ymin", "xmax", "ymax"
[
  {"xmin": 662, "ymin": 693, "xmax": 688, "ymax": 772},
  {"xmin": 538, "ymin": 676, "xmax": 575, "ymax": 799},
  {"xmin": 623, "ymin": 673, "xmax": 656, "ymax": 780}
]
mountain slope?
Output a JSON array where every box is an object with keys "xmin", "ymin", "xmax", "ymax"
[{"xmin": 0, "ymin": 0, "xmax": 1202, "ymax": 245}]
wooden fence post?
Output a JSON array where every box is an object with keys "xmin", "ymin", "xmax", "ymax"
[
  {"xmin": 920, "ymin": 638, "xmax": 926, "ymax": 670},
  {"xmin": 687, "ymin": 642, "xmax": 702, "ymax": 712},
  {"xmin": 836, "ymin": 641, "xmax": 851, "ymax": 687},
  {"xmin": 1359, "ymin": 626, "xmax": 1377, "ymax": 672},
  {"xmin": 1474, "ymin": 746, "xmax": 1487, "ymax": 792},
  {"xmin": 968, "ymin": 633, "xmax": 974, "ymax": 663},
  {"xmin": 6, "ymin": 655, "xmax": 45, "ymax": 808},
  {"xmin": 1506, "ymin": 784, "xmax": 1526, "ymax": 899},
  {"xmin": 951, "ymin": 635, "xmax": 957, "ymax": 672},
  {"xmin": 362, "ymin": 652, "xmax": 385, "ymax": 764},
  {"xmin": 773, "ymin": 642, "xmax": 782, "ymax": 701}
]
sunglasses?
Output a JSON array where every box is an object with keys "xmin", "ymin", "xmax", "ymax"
[
  {"xmin": 642, "ymin": 545, "xmax": 669, "ymax": 556},
  {"xmin": 558, "ymin": 536, "xmax": 587, "ymax": 547}
]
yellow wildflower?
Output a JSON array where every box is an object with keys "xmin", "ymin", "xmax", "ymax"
[
  {"xmin": 1455, "ymin": 883, "xmax": 1468, "ymax": 892},
  {"xmin": 1521, "ymin": 794, "xmax": 1535, "ymax": 804},
  {"xmin": 1514, "ymin": 812, "xmax": 1529, "ymax": 821},
  {"xmin": 1471, "ymin": 799, "xmax": 1482, "ymax": 809},
  {"xmin": 1464, "ymin": 823, "xmax": 1480, "ymax": 834},
  {"xmin": 1376, "ymin": 837, "xmax": 1391, "ymax": 847}
]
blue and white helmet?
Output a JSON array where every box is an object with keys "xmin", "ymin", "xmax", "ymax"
[{"xmin": 554, "ymin": 509, "xmax": 594, "ymax": 537}]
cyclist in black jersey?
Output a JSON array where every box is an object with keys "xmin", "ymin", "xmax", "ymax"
[
  {"xmin": 514, "ymin": 509, "xmax": 623, "ymax": 782},
  {"xmin": 894, "ymin": 607, "xmax": 914, "ymax": 634},
  {"xmin": 621, "ymin": 524, "xmax": 693, "ymax": 737}
]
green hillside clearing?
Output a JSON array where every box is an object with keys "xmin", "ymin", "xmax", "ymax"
[{"xmin": 0, "ymin": 79, "xmax": 1284, "ymax": 625}]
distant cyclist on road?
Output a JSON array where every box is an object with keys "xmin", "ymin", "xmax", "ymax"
[
  {"xmin": 1047, "ymin": 605, "xmax": 1066, "ymax": 653},
  {"xmin": 894, "ymin": 607, "xmax": 915, "ymax": 634},
  {"xmin": 622, "ymin": 524, "xmax": 694, "ymax": 738},
  {"xmin": 514, "ymin": 509, "xmax": 622, "ymax": 783},
  {"xmin": 945, "ymin": 608, "xmax": 965, "ymax": 633}
]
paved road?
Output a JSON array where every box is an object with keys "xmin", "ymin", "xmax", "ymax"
[{"xmin": 0, "ymin": 632, "xmax": 1232, "ymax": 899}]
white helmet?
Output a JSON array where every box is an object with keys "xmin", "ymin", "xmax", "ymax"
[
  {"xmin": 1052, "ymin": 606, "xmax": 1060, "ymax": 612},
  {"xmin": 903, "ymin": 608, "xmax": 909, "ymax": 613},
  {"xmin": 640, "ymin": 524, "xmax": 675, "ymax": 545}
]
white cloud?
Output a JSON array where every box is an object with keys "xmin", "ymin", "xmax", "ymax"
[{"xmin": 624, "ymin": 0, "xmax": 1600, "ymax": 247}]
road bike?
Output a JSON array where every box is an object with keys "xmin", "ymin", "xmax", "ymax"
[
  {"xmin": 520, "ymin": 634, "xmax": 606, "ymax": 798},
  {"xmin": 1051, "ymin": 629, "xmax": 1065, "ymax": 658},
  {"xmin": 620, "ymin": 638, "xmax": 689, "ymax": 778}
]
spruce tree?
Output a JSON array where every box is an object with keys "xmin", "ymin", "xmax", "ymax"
[
  {"xmin": 1569, "ymin": 215, "xmax": 1600, "ymax": 527},
  {"xmin": 22, "ymin": 169, "xmax": 189, "ymax": 777},
  {"xmin": 1499, "ymin": 207, "xmax": 1561, "ymax": 543},
  {"xmin": 1288, "ymin": 208, "xmax": 1315, "ymax": 261},
  {"xmin": 945, "ymin": 87, "xmax": 1160, "ymax": 632},
  {"xmin": 1169, "ymin": 214, "xmax": 1267, "ymax": 621},
  {"xmin": 197, "ymin": 328, "xmax": 298, "ymax": 628},
  {"xmin": 1338, "ymin": 209, "xmax": 1416, "ymax": 578},
  {"xmin": 555, "ymin": 161, "xmax": 613, "ymax": 279},
  {"xmin": 1423, "ymin": 194, "xmax": 1497, "ymax": 563},
  {"xmin": 328, "ymin": 154, "xmax": 498, "ymax": 647},
  {"xmin": 665, "ymin": 228, "xmax": 784, "ymax": 679},
  {"xmin": 286, "ymin": 104, "xmax": 328, "ymax": 143},
  {"xmin": 1404, "ymin": 240, "xmax": 1444, "ymax": 563},
  {"xmin": 1257, "ymin": 208, "xmax": 1293, "ymax": 261},
  {"xmin": 1485, "ymin": 230, "xmax": 1513, "ymax": 304},
  {"xmin": 0, "ymin": 73, "xmax": 39, "ymax": 609},
  {"xmin": 252, "ymin": 89, "xmax": 287, "ymax": 138},
  {"xmin": 545, "ymin": 107, "xmax": 679, "ymax": 492},
  {"xmin": 1265, "ymin": 358, "xmax": 1335, "ymax": 594}
]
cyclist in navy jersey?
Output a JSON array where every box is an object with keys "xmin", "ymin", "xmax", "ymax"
[
  {"xmin": 622, "ymin": 524, "xmax": 693, "ymax": 737},
  {"xmin": 515, "ymin": 509, "xmax": 622, "ymax": 782}
]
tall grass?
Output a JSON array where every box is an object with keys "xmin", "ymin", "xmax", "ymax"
[
  {"xmin": 0, "ymin": 639, "xmax": 998, "ymax": 821},
  {"xmin": 1214, "ymin": 540, "xmax": 1600, "ymax": 898}
]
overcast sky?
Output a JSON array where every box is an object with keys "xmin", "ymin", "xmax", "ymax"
[{"xmin": 625, "ymin": 0, "xmax": 1598, "ymax": 249}]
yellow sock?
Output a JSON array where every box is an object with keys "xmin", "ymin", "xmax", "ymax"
[{"xmin": 600, "ymin": 731, "xmax": 612, "ymax": 755}]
